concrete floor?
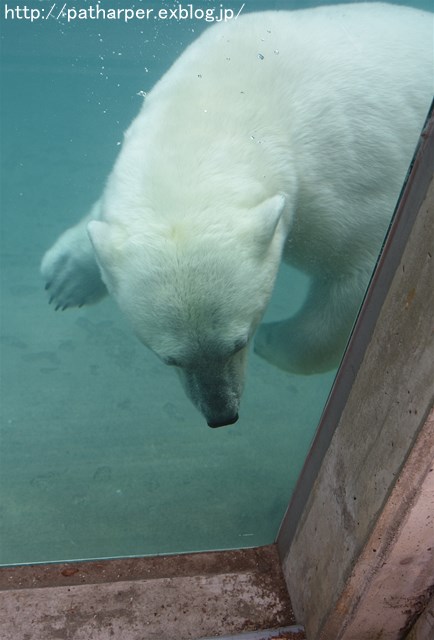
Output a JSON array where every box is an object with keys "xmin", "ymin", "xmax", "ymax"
[{"xmin": 0, "ymin": 545, "xmax": 304, "ymax": 640}]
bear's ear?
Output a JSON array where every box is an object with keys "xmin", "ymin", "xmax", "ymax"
[{"xmin": 251, "ymin": 194, "xmax": 288, "ymax": 245}]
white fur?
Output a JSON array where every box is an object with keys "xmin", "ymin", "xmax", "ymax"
[{"xmin": 41, "ymin": 4, "xmax": 433, "ymax": 426}]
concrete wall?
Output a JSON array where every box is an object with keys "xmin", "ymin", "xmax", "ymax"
[
  {"xmin": 406, "ymin": 591, "xmax": 434, "ymax": 640},
  {"xmin": 281, "ymin": 114, "xmax": 434, "ymax": 638},
  {"xmin": 319, "ymin": 409, "xmax": 434, "ymax": 639}
]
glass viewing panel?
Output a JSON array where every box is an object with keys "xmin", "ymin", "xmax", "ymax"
[{"xmin": 1, "ymin": 0, "xmax": 432, "ymax": 565}]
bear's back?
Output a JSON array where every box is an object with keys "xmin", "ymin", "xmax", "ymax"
[{"xmin": 108, "ymin": 3, "xmax": 432, "ymax": 248}]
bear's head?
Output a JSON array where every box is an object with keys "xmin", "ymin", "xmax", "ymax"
[{"xmin": 87, "ymin": 195, "xmax": 288, "ymax": 427}]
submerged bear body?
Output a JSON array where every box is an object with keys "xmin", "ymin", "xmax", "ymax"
[{"xmin": 41, "ymin": 4, "xmax": 433, "ymax": 426}]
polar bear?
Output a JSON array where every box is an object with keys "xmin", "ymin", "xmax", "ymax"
[{"xmin": 41, "ymin": 4, "xmax": 432, "ymax": 427}]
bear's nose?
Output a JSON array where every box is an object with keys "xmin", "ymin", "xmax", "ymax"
[{"xmin": 207, "ymin": 413, "xmax": 239, "ymax": 428}]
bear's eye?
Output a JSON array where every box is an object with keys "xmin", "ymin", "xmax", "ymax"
[
  {"xmin": 163, "ymin": 356, "xmax": 180, "ymax": 367},
  {"xmin": 232, "ymin": 337, "xmax": 248, "ymax": 354}
]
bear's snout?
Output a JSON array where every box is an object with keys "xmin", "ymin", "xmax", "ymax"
[
  {"xmin": 176, "ymin": 359, "xmax": 244, "ymax": 428},
  {"xmin": 207, "ymin": 413, "xmax": 239, "ymax": 428}
]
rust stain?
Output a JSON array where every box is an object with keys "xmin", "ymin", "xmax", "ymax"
[
  {"xmin": 404, "ymin": 288, "xmax": 416, "ymax": 309},
  {"xmin": 60, "ymin": 568, "xmax": 80, "ymax": 577}
]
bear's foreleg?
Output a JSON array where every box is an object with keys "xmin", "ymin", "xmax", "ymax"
[
  {"xmin": 254, "ymin": 269, "xmax": 371, "ymax": 374},
  {"xmin": 41, "ymin": 201, "xmax": 107, "ymax": 310}
]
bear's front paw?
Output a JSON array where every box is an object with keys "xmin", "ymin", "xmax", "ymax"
[
  {"xmin": 254, "ymin": 321, "xmax": 299, "ymax": 372},
  {"xmin": 41, "ymin": 226, "xmax": 107, "ymax": 310},
  {"xmin": 254, "ymin": 320, "xmax": 316, "ymax": 374},
  {"xmin": 254, "ymin": 320, "xmax": 341, "ymax": 375}
]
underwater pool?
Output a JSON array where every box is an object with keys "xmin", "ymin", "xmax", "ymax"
[{"xmin": 0, "ymin": 0, "xmax": 431, "ymax": 565}]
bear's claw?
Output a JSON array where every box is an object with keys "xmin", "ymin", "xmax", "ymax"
[{"xmin": 41, "ymin": 225, "xmax": 108, "ymax": 310}]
